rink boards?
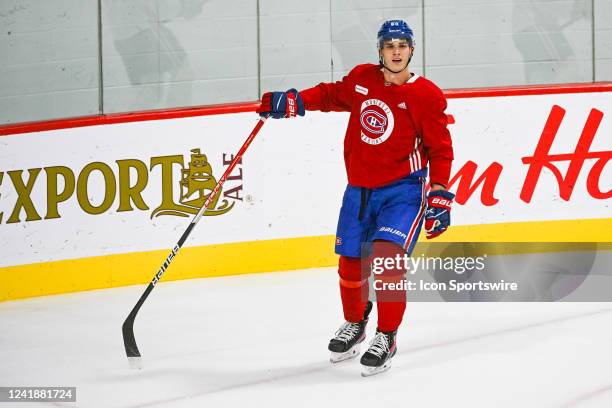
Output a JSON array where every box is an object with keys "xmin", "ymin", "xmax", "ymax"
[{"xmin": 0, "ymin": 85, "xmax": 611, "ymax": 300}]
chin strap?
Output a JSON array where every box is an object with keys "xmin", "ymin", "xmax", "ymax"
[{"xmin": 379, "ymin": 58, "xmax": 410, "ymax": 74}]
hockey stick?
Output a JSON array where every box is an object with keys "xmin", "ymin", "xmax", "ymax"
[{"xmin": 122, "ymin": 117, "xmax": 267, "ymax": 369}]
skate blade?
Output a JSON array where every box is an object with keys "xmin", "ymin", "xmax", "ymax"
[
  {"xmin": 361, "ymin": 360, "xmax": 392, "ymax": 377},
  {"xmin": 330, "ymin": 344, "xmax": 360, "ymax": 363}
]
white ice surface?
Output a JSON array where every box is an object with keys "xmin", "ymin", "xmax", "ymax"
[{"xmin": 1, "ymin": 267, "xmax": 612, "ymax": 408}]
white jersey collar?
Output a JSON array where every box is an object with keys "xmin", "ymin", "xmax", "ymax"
[{"xmin": 407, "ymin": 73, "xmax": 420, "ymax": 84}]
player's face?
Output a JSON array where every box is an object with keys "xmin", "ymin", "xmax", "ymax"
[{"xmin": 380, "ymin": 39, "xmax": 412, "ymax": 70}]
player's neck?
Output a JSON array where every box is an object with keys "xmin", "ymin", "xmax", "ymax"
[{"xmin": 382, "ymin": 67, "xmax": 412, "ymax": 85}]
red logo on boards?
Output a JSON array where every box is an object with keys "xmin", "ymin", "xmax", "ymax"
[{"xmin": 448, "ymin": 104, "xmax": 611, "ymax": 206}]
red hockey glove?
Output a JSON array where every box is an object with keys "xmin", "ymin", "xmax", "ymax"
[
  {"xmin": 257, "ymin": 89, "xmax": 305, "ymax": 119},
  {"xmin": 424, "ymin": 190, "xmax": 455, "ymax": 239}
]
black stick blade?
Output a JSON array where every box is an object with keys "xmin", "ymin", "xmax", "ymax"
[
  {"xmin": 122, "ymin": 283, "xmax": 154, "ymax": 368},
  {"xmin": 122, "ymin": 316, "xmax": 140, "ymax": 358},
  {"xmin": 122, "ymin": 315, "xmax": 142, "ymax": 369}
]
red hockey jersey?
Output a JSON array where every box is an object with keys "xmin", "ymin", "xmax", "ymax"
[{"xmin": 299, "ymin": 64, "xmax": 453, "ymax": 188}]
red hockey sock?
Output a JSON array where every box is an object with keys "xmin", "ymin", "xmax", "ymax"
[
  {"xmin": 372, "ymin": 240, "xmax": 408, "ymax": 332},
  {"xmin": 376, "ymin": 301, "xmax": 406, "ymax": 332},
  {"xmin": 338, "ymin": 256, "xmax": 369, "ymax": 322}
]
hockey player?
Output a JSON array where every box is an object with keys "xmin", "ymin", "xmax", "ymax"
[{"xmin": 257, "ymin": 19, "xmax": 454, "ymax": 376}]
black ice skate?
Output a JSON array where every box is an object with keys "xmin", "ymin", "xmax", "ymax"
[
  {"xmin": 328, "ymin": 301, "xmax": 373, "ymax": 363},
  {"xmin": 360, "ymin": 329, "xmax": 397, "ymax": 377}
]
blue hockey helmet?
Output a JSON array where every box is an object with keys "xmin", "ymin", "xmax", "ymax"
[{"xmin": 377, "ymin": 19, "xmax": 414, "ymax": 49}]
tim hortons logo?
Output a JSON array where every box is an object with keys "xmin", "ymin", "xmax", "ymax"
[
  {"xmin": 0, "ymin": 148, "xmax": 243, "ymax": 224},
  {"xmin": 448, "ymin": 104, "xmax": 610, "ymax": 206}
]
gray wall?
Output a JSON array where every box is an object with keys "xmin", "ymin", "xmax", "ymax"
[
  {"xmin": 102, "ymin": 0, "xmax": 258, "ymax": 113},
  {"xmin": 1, "ymin": 0, "xmax": 610, "ymax": 125},
  {"xmin": 1, "ymin": 0, "xmax": 99, "ymax": 124}
]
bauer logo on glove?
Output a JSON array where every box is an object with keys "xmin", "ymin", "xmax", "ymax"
[
  {"xmin": 257, "ymin": 89, "xmax": 305, "ymax": 119},
  {"xmin": 424, "ymin": 189, "xmax": 455, "ymax": 239}
]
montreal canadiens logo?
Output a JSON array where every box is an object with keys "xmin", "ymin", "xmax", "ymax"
[
  {"xmin": 360, "ymin": 99, "xmax": 394, "ymax": 145},
  {"xmin": 361, "ymin": 110, "xmax": 387, "ymax": 134}
]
